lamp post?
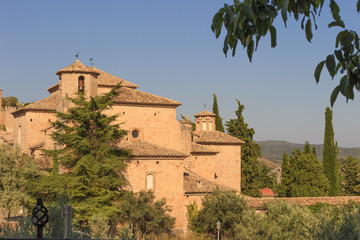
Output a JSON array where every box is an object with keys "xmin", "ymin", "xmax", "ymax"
[{"xmin": 216, "ymin": 221, "xmax": 221, "ymax": 240}]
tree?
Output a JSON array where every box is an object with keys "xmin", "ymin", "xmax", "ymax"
[
  {"xmin": 38, "ymin": 86, "xmax": 128, "ymax": 226},
  {"xmin": 279, "ymin": 143, "xmax": 329, "ymax": 197},
  {"xmin": 323, "ymin": 107, "xmax": 340, "ymax": 196},
  {"xmin": 0, "ymin": 144, "xmax": 39, "ymax": 220},
  {"xmin": 212, "ymin": 93, "xmax": 225, "ymax": 132},
  {"xmin": 119, "ymin": 191, "xmax": 175, "ymax": 239},
  {"xmin": 226, "ymin": 99, "xmax": 273, "ymax": 197},
  {"xmin": 2, "ymin": 96, "xmax": 19, "ymax": 108},
  {"xmin": 211, "ymin": 1, "xmax": 360, "ymax": 105},
  {"xmin": 341, "ymin": 155, "xmax": 360, "ymax": 195},
  {"xmin": 191, "ymin": 190, "xmax": 250, "ymax": 238}
]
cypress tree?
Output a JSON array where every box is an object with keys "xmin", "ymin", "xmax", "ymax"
[
  {"xmin": 212, "ymin": 93, "xmax": 225, "ymax": 132},
  {"xmin": 227, "ymin": 99, "xmax": 268, "ymax": 197},
  {"xmin": 323, "ymin": 107, "xmax": 340, "ymax": 196}
]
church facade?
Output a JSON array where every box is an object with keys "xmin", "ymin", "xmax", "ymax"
[{"xmin": 3, "ymin": 60, "xmax": 243, "ymax": 231}]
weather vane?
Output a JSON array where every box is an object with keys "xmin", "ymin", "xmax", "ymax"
[
  {"xmin": 90, "ymin": 58, "xmax": 93, "ymax": 66},
  {"xmin": 75, "ymin": 52, "xmax": 79, "ymax": 60},
  {"xmin": 204, "ymin": 104, "xmax": 207, "ymax": 109}
]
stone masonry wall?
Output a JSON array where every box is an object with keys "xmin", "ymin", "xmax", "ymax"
[{"xmin": 125, "ymin": 159, "xmax": 186, "ymax": 231}]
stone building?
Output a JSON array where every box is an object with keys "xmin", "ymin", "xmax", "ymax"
[{"xmin": 5, "ymin": 60, "xmax": 244, "ymax": 231}]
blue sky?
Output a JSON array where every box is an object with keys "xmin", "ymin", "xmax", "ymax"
[{"xmin": 1, "ymin": 1, "xmax": 359, "ymax": 147}]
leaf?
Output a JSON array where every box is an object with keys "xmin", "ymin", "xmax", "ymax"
[
  {"xmin": 247, "ymin": 39, "xmax": 254, "ymax": 62},
  {"xmin": 328, "ymin": 20, "xmax": 345, "ymax": 28},
  {"xmin": 330, "ymin": 85, "xmax": 340, "ymax": 107},
  {"xmin": 314, "ymin": 60, "xmax": 325, "ymax": 83},
  {"xmin": 270, "ymin": 25, "xmax": 277, "ymax": 48},
  {"xmin": 329, "ymin": 0, "xmax": 341, "ymax": 22},
  {"xmin": 223, "ymin": 35, "xmax": 229, "ymax": 57},
  {"xmin": 334, "ymin": 50, "xmax": 344, "ymax": 67},
  {"xmin": 281, "ymin": 0, "xmax": 289, "ymax": 27},
  {"xmin": 357, "ymin": 0, "xmax": 360, "ymax": 13},
  {"xmin": 301, "ymin": 16, "xmax": 306, "ymax": 30},
  {"xmin": 326, "ymin": 55, "xmax": 336, "ymax": 78},
  {"xmin": 305, "ymin": 19, "xmax": 313, "ymax": 42},
  {"xmin": 335, "ymin": 31, "xmax": 345, "ymax": 48}
]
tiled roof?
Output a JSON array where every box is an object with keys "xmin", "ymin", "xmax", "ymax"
[
  {"xmin": 194, "ymin": 110, "xmax": 216, "ymax": 117},
  {"xmin": 118, "ymin": 141, "xmax": 188, "ymax": 158},
  {"xmin": 192, "ymin": 130, "xmax": 245, "ymax": 145},
  {"xmin": 91, "ymin": 67, "xmax": 138, "ymax": 89},
  {"xmin": 12, "ymin": 93, "xmax": 59, "ymax": 115},
  {"xmin": 184, "ymin": 168, "xmax": 236, "ymax": 194},
  {"xmin": 191, "ymin": 142, "xmax": 219, "ymax": 154},
  {"xmin": 179, "ymin": 118, "xmax": 193, "ymax": 125},
  {"xmin": 114, "ymin": 87, "xmax": 181, "ymax": 107},
  {"xmin": 56, "ymin": 60, "xmax": 100, "ymax": 75},
  {"xmin": 247, "ymin": 196, "xmax": 360, "ymax": 209},
  {"xmin": 47, "ymin": 83, "xmax": 59, "ymax": 93}
]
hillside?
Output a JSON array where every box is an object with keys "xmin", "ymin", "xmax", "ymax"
[{"xmin": 257, "ymin": 140, "xmax": 360, "ymax": 164}]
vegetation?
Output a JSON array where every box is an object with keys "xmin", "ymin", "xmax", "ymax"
[
  {"xmin": 211, "ymin": 1, "xmax": 360, "ymax": 105},
  {"xmin": 323, "ymin": 107, "xmax": 340, "ymax": 196},
  {"xmin": 227, "ymin": 99, "xmax": 275, "ymax": 197},
  {"xmin": 278, "ymin": 142, "xmax": 329, "ymax": 197},
  {"xmin": 0, "ymin": 144, "xmax": 38, "ymax": 220},
  {"xmin": 35, "ymin": 86, "xmax": 129, "ymax": 228},
  {"xmin": 257, "ymin": 140, "xmax": 360, "ymax": 164},
  {"xmin": 119, "ymin": 191, "xmax": 175, "ymax": 239},
  {"xmin": 341, "ymin": 155, "xmax": 360, "ymax": 195},
  {"xmin": 189, "ymin": 190, "xmax": 360, "ymax": 240},
  {"xmin": 212, "ymin": 93, "xmax": 224, "ymax": 132}
]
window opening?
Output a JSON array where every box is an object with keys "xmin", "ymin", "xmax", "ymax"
[{"xmin": 78, "ymin": 76, "xmax": 85, "ymax": 92}]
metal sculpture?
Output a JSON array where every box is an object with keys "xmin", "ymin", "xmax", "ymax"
[{"xmin": 31, "ymin": 198, "xmax": 49, "ymax": 239}]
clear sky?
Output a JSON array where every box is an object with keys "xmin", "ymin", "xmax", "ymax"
[{"xmin": 1, "ymin": 1, "xmax": 359, "ymax": 147}]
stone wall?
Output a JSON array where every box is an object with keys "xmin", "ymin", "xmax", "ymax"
[{"xmin": 125, "ymin": 158, "xmax": 186, "ymax": 231}]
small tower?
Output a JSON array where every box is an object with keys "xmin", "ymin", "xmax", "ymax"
[
  {"xmin": 55, "ymin": 60, "xmax": 100, "ymax": 112},
  {"xmin": 194, "ymin": 110, "xmax": 216, "ymax": 131}
]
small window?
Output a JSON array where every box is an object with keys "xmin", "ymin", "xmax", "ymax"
[
  {"xmin": 132, "ymin": 130, "xmax": 139, "ymax": 138},
  {"xmin": 209, "ymin": 121, "xmax": 212, "ymax": 130},
  {"xmin": 146, "ymin": 174, "xmax": 154, "ymax": 190},
  {"xmin": 202, "ymin": 122, "xmax": 206, "ymax": 130},
  {"xmin": 30, "ymin": 119, "xmax": 32, "ymax": 122},
  {"xmin": 78, "ymin": 76, "xmax": 85, "ymax": 92}
]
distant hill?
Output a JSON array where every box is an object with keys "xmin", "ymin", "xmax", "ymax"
[{"xmin": 257, "ymin": 140, "xmax": 360, "ymax": 164}]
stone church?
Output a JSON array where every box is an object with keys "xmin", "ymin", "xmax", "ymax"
[{"xmin": 0, "ymin": 60, "xmax": 243, "ymax": 231}]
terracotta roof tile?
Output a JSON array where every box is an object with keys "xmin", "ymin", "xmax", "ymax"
[
  {"xmin": 90, "ymin": 67, "xmax": 138, "ymax": 89},
  {"xmin": 191, "ymin": 142, "xmax": 219, "ymax": 154},
  {"xmin": 114, "ymin": 87, "xmax": 181, "ymax": 107},
  {"xmin": 194, "ymin": 110, "xmax": 216, "ymax": 117},
  {"xmin": 184, "ymin": 168, "xmax": 236, "ymax": 194},
  {"xmin": 119, "ymin": 141, "xmax": 188, "ymax": 158},
  {"xmin": 47, "ymin": 83, "xmax": 59, "ymax": 93},
  {"xmin": 56, "ymin": 60, "xmax": 100, "ymax": 75},
  {"xmin": 12, "ymin": 93, "xmax": 59, "ymax": 115},
  {"xmin": 192, "ymin": 130, "xmax": 245, "ymax": 145},
  {"xmin": 179, "ymin": 118, "xmax": 193, "ymax": 125}
]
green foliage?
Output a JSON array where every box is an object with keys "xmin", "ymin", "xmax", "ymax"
[
  {"xmin": 323, "ymin": 107, "xmax": 341, "ymax": 196},
  {"xmin": 212, "ymin": 93, "xmax": 224, "ymax": 132},
  {"xmin": 279, "ymin": 144, "xmax": 329, "ymax": 197},
  {"xmin": 227, "ymin": 99, "xmax": 274, "ymax": 197},
  {"xmin": 212, "ymin": 0, "xmax": 360, "ymax": 105},
  {"xmin": 186, "ymin": 201, "xmax": 199, "ymax": 232},
  {"xmin": 119, "ymin": 191, "xmax": 175, "ymax": 239},
  {"xmin": 38, "ymin": 85, "xmax": 128, "ymax": 227},
  {"xmin": 0, "ymin": 144, "xmax": 39, "ymax": 220},
  {"xmin": 2, "ymin": 96, "xmax": 19, "ymax": 108},
  {"xmin": 341, "ymin": 155, "xmax": 360, "ymax": 195},
  {"xmin": 192, "ymin": 190, "xmax": 250, "ymax": 238}
]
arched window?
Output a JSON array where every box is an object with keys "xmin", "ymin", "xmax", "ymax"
[
  {"xmin": 202, "ymin": 122, "xmax": 206, "ymax": 131},
  {"xmin": 78, "ymin": 76, "xmax": 85, "ymax": 92},
  {"xmin": 209, "ymin": 121, "xmax": 213, "ymax": 131},
  {"xmin": 146, "ymin": 174, "xmax": 154, "ymax": 190}
]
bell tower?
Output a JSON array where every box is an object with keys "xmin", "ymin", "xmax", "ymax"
[
  {"xmin": 55, "ymin": 60, "xmax": 100, "ymax": 112},
  {"xmin": 194, "ymin": 110, "xmax": 216, "ymax": 131}
]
